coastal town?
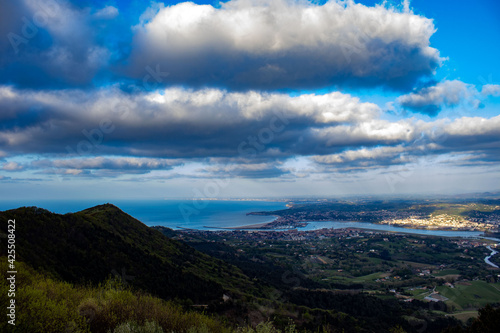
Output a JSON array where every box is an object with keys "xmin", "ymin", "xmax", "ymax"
[
  {"xmin": 248, "ymin": 201, "xmax": 500, "ymax": 233},
  {"xmin": 379, "ymin": 213, "xmax": 499, "ymax": 231},
  {"xmin": 177, "ymin": 226, "xmax": 498, "ymax": 246}
]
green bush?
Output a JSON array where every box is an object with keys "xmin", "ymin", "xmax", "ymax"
[
  {"xmin": 0, "ymin": 259, "xmax": 301, "ymax": 333},
  {"xmin": 109, "ymin": 320, "xmax": 164, "ymax": 333},
  {"xmin": 236, "ymin": 321, "xmax": 299, "ymax": 333},
  {"xmin": 0, "ymin": 259, "xmax": 232, "ymax": 333},
  {"xmin": 0, "ymin": 260, "xmax": 90, "ymax": 333}
]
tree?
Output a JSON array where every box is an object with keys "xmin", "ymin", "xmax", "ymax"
[{"xmin": 467, "ymin": 304, "xmax": 500, "ymax": 333}]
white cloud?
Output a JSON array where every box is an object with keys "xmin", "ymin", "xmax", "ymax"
[
  {"xmin": 443, "ymin": 114, "xmax": 500, "ymax": 137},
  {"xmin": 129, "ymin": 0, "xmax": 442, "ymax": 90},
  {"xmin": 33, "ymin": 157, "xmax": 182, "ymax": 171},
  {"xmin": 93, "ymin": 6, "xmax": 119, "ymax": 20},
  {"xmin": 481, "ymin": 84, "xmax": 500, "ymax": 97},
  {"xmin": 397, "ymin": 80, "xmax": 481, "ymax": 115},
  {"xmin": 1, "ymin": 161, "xmax": 24, "ymax": 171},
  {"xmin": 313, "ymin": 145, "xmax": 408, "ymax": 165},
  {"xmin": 314, "ymin": 119, "xmax": 417, "ymax": 147}
]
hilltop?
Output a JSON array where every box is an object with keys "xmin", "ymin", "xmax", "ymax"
[{"xmin": 0, "ymin": 204, "xmax": 256, "ymax": 303}]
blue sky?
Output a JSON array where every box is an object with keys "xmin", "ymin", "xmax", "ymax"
[{"xmin": 0, "ymin": 0, "xmax": 499, "ymax": 201}]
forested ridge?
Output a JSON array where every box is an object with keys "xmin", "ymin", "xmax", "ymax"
[{"xmin": 1, "ymin": 204, "xmax": 499, "ymax": 332}]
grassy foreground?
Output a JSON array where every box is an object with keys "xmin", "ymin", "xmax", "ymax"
[{"xmin": 0, "ymin": 259, "xmax": 300, "ymax": 333}]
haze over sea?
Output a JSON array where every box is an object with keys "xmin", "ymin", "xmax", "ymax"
[{"xmin": 0, "ymin": 200, "xmax": 288, "ymax": 230}]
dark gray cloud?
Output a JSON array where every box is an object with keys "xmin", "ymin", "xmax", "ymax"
[
  {"xmin": 0, "ymin": 174, "xmax": 44, "ymax": 183},
  {"xmin": 0, "ymin": 86, "xmax": 384, "ymax": 159},
  {"xmin": 0, "ymin": 0, "xmax": 118, "ymax": 89},
  {"xmin": 27, "ymin": 156, "xmax": 182, "ymax": 178},
  {"xmin": 32, "ymin": 156, "xmax": 181, "ymax": 170}
]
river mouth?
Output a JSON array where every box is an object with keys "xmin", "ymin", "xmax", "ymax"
[{"xmin": 298, "ymin": 221, "xmax": 499, "ymax": 239}]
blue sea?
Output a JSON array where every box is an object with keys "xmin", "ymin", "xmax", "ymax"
[
  {"xmin": 1, "ymin": 200, "xmax": 497, "ymax": 240},
  {"xmin": 0, "ymin": 200, "xmax": 288, "ymax": 230}
]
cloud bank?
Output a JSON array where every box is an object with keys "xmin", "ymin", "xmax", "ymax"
[
  {"xmin": 1, "ymin": 85, "xmax": 499, "ymax": 178},
  {"xmin": 1, "ymin": 0, "xmax": 442, "ymax": 92},
  {"xmin": 0, "ymin": 85, "xmax": 380, "ymax": 158},
  {"xmin": 128, "ymin": 0, "xmax": 441, "ymax": 90}
]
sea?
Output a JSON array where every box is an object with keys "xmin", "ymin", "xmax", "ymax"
[
  {"xmin": 0, "ymin": 200, "xmax": 288, "ymax": 230},
  {"xmin": 0, "ymin": 199, "xmax": 497, "ymax": 240}
]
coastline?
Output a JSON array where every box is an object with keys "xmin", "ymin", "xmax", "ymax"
[
  {"xmin": 265, "ymin": 218, "xmax": 494, "ymax": 234},
  {"xmin": 258, "ymin": 220, "xmax": 500, "ymax": 240},
  {"xmin": 203, "ymin": 216, "xmax": 279, "ymax": 230},
  {"xmin": 206, "ymin": 221, "xmax": 275, "ymax": 230}
]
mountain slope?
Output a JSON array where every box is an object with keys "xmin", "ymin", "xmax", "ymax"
[{"xmin": 0, "ymin": 204, "xmax": 257, "ymax": 303}]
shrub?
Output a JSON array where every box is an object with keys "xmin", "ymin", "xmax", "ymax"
[
  {"xmin": 109, "ymin": 320, "xmax": 164, "ymax": 333},
  {"xmin": 0, "ymin": 259, "xmax": 299, "ymax": 333}
]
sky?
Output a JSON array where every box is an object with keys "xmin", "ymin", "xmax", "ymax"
[{"xmin": 0, "ymin": 0, "xmax": 499, "ymax": 201}]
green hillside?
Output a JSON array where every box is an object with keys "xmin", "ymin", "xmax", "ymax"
[
  {"xmin": 2, "ymin": 204, "xmax": 499, "ymax": 333},
  {"xmin": 0, "ymin": 259, "xmax": 232, "ymax": 333},
  {"xmin": 0, "ymin": 204, "xmax": 257, "ymax": 303}
]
